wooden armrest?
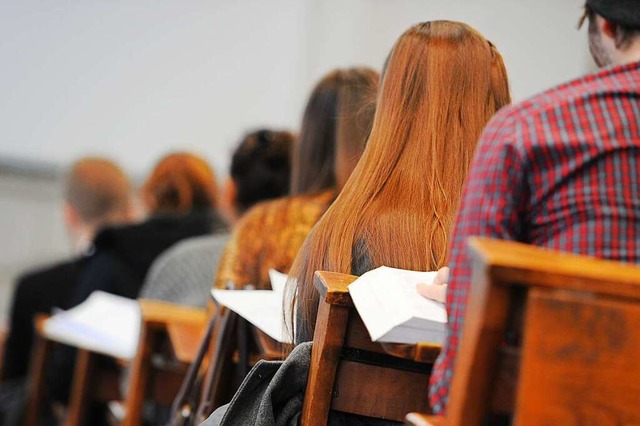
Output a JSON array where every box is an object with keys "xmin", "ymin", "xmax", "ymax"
[
  {"xmin": 139, "ymin": 299, "xmax": 208, "ymax": 325},
  {"xmin": 469, "ymin": 237, "xmax": 640, "ymax": 298},
  {"xmin": 167, "ymin": 321, "xmax": 206, "ymax": 364},
  {"xmin": 405, "ymin": 413, "xmax": 443, "ymax": 426},
  {"xmin": 381, "ymin": 342, "xmax": 441, "ymax": 363},
  {"xmin": 314, "ymin": 271, "xmax": 357, "ymax": 307},
  {"xmin": 34, "ymin": 314, "xmax": 49, "ymax": 336}
]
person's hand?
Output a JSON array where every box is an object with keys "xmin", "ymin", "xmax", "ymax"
[{"xmin": 416, "ymin": 266, "xmax": 449, "ymax": 304}]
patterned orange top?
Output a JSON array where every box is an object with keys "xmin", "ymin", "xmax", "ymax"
[{"xmin": 213, "ymin": 190, "xmax": 336, "ymax": 290}]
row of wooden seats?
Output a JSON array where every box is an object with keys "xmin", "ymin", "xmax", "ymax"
[{"xmin": 21, "ymin": 236, "xmax": 640, "ymax": 425}]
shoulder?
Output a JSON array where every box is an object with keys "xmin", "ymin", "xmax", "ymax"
[
  {"xmin": 16, "ymin": 258, "xmax": 80, "ymax": 289},
  {"xmin": 486, "ymin": 62, "xmax": 640, "ymax": 149},
  {"xmin": 13, "ymin": 258, "xmax": 80, "ymax": 303}
]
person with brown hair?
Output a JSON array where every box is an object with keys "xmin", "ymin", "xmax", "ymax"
[
  {"xmin": 72, "ymin": 151, "xmax": 227, "ymax": 304},
  {"xmin": 49, "ymin": 152, "xmax": 227, "ymax": 414},
  {"xmin": 291, "ymin": 21, "xmax": 511, "ymax": 344},
  {"xmin": 140, "ymin": 130, "xmax": 294, "ymax": 307},
  {"xmin": 204, "ymin": 21, "xmax": 510, "ymax": 426},
  {"xmin": 213, "ymin": 67, "xmax": 379, "ymax": 291},
  {"xmin": 1, "ymin": 157, "xmax": 135, "ymax": 383}
]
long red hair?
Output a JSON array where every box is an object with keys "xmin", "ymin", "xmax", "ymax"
[{"xmin": 289, "ymin": 21, "xmax": 511, "ymax": 341}]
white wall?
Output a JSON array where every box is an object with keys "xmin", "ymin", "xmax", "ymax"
[
  {"xmin": 0, "ymin": 0, "xmax": 591, "ymax": 177},
  {"xmin": 0, "ymin": 0, "xmax": 593, "ymax": 320}
]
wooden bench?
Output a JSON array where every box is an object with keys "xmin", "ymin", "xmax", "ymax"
[
  {"xmin": 301, "ymin": 271, "xmax": 441, "ymax": 424},
  {"xmin": 407, "ymin": 237, "xmax": 640, "ymax": 425}
]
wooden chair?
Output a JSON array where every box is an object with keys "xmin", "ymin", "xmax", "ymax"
[
  {"xmin": 301, "ymin": 271, "xmax": 441, "ymax": 425},
  {"xmin": 186, "ymin": 304, "xmax": 288, "ymax": 423},
  {"xmin": 122, "ymin": 300, "xmax": 208, "ymax": 426},
  {"xmin": 166, "ymin": 293, "xmax": 291, "ymax": 424},
  {"xmin": 407, "ymin": 237, "xmax": 640, "ymax": 425},
  {"xmin": 25, "ymin": 301, "xmax": 207, "ymax": 426}
]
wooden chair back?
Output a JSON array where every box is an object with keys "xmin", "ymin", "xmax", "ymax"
[
  {"xmin": 301, "ymin": 271, "xmax": 440, "ymax": 425},
  {"xmin": 410, "ymin": 237, "xmax": 640, "ymax": 425},
  {"xmin": 123, "ymin": 299, "xmax": 208, "ymax": 426},
  {"xmin": 169, "ymin": 302, "xmax": 288, "ymax": 424}
]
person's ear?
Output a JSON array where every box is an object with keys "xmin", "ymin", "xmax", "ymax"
[
  {"xmin": 600, "ymin": 17, "xmax": 618, "ymax": 40},
  {"xmin": 63, "ymin": 203, "xmax": 81, "ymax": 234}
]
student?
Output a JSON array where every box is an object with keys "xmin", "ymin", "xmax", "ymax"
[
  {"xmin": 140, "ymin": 129, "xmax": 294, "ymax": 307},
  {"xmin": 205, "ymin": 21, "xmax": 510, "ymax": 426},
  {"xmin": 49, "ymin": 152, "xmax": 227, "ymax": 416},
  {"xmin": 427, "ymin": 0, "xmax": 640, "ymax": 413},
  {"xmin": 292, "ymin": 21, "xmax": 511, "ymax": 344},
  {"xmin": 1, "ymin": 157, "xmax": 134, "ymax": 383},
  {"xmin": 213, "ymin": 68, "xmax": 379, "ymax": 291},
  {"xmin": 71, "ymin": 152, "xmax": 227, "ymax": 303}
]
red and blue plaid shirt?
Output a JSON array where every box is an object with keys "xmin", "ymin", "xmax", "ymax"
[{"xmin": 429, "ymin": 60, "xmax": 640, "ymax": 413}]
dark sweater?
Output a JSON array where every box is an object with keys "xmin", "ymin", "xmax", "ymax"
[{"xmin": 1, "ymin": 259, "xmax": 83, "ymax": 381}]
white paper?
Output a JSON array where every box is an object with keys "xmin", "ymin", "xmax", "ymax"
[
  {"xmin": 211, "ymin": 270, "xmax": 293, "ymax": 344},
  {"xmin": 43, "ymin": 291, "xmax": 141, "ymax": 360},
  {"xmin": 348, "ymin": 266, "xmax": 446, "ymax": 344}
]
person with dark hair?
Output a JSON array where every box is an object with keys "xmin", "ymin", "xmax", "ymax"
[
  {"xmin": 220, "ymin": 129, "xmax": 294, "ymax": 224},
  {"xmin": 213, "ymin": 68, "xmax": 379, "ymax": 291},
  {"xmin": 139, "ymin": 130, "xmax": 294, "ymax": 307},
  {"xmin": 427, "ymin": 0, "xmax": 640, "ymax": 413}
]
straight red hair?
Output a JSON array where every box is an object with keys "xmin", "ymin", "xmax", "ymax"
[{"xmin": 289, "ymin": 21, "xmax": 511, "ymax": 341}]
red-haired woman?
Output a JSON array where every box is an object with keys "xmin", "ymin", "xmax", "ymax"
[{"xmin": 205, "ymin": 21, "xmax": 511, "ymax": 425}]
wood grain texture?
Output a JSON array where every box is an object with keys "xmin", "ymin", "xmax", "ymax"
[
  {"xmin": 301, "ymin": 297, "xmax": 350, "ymax": 425},
  {"xmin": 469, "ymin": 237, "xmax": 640, "ymax": 298},
  {"xmin": 516, "ymin": 288, "xmax": 640, "ymax": 425},
  {"xmin": 314, "ymin": 271, "xmax": 357, "ymax": 306},
  {"xmin": 167, "ymin": 321, "xmax": 206, "ymax": 364},
  {"xmin": 24, "ymin": 316, "xmax": 54, "ymax": 426},
  {"xmin": 432, "ymin": 238, "xmax": 640, "ymax": 426}
]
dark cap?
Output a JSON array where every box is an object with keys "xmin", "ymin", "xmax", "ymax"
[{"xmin": 587, "ymin": 0, "xmax": 640, "ymax": 28}]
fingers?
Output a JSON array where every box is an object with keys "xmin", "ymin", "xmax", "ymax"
[
  {"xmin": 433, "ymin": 266, "xmax": 450, "ymax": 286},
  {"xmin": 416, "ymin": 283, "xmax": 447, "ymax": 304}
]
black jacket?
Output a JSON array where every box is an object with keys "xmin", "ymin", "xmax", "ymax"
[{"xmin": 1, "ymin": 259, "xmax": 84, "ymax": 381}]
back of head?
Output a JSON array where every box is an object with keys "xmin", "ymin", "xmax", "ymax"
[
  {"xmin": 65, "ymin": 157, "xmax": 132, "ymax": 226},
  {"xmin": 290, "ymin": 67, "xmax": 379, "ymax": 195},
  {"xmin": 142, "ymin": 152, "xmax": 217, "ymax": 215},
  {"xmin": 230, "ymin": 129, "xmax": 294, "ymax": 213},
  {"xmin": 292, "ymin": 21, "xmax": 511, "ymax": 340}
]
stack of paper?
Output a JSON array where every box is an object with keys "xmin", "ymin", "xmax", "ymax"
[
  {"xmin": 348, "ymin": 266, "xmax": 446, "ymax": 345},
  {"xmin": 43, "ymin": 291, "xmax": 141, "ymax": 360}
]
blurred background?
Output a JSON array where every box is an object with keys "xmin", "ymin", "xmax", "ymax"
[{"xmin": 0, "ymin": 0, "xmax": 590, "ymax": 319}]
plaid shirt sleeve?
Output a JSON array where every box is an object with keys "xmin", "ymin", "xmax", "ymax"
[{"xmin": 428, "ymin": 110, "xmax": 529, "ymax": 413}]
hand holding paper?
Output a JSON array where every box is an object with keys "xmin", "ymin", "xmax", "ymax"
[{"xmin": 416, "ymin": 266, "xmax": 449, "ymax": 304}]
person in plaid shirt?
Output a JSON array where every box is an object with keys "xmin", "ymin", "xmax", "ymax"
[{"xmin": 425, "ymin": 0, "xmax": 640, "ymax": 413}]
